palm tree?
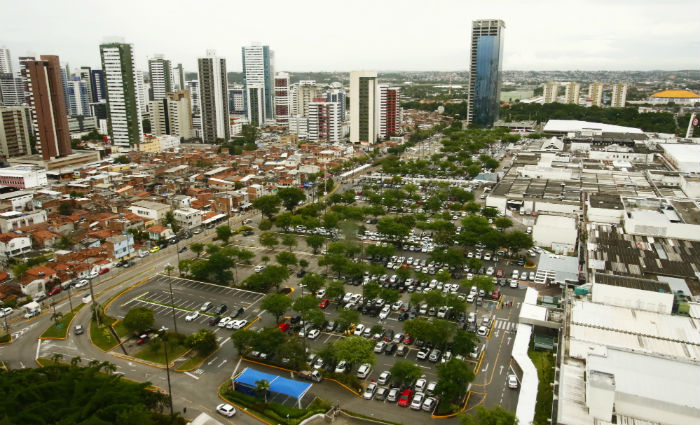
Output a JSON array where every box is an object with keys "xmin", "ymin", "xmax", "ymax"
[
  {"xmin": 70, "ymin": 356, "xmax": 82, "ymax": 367},
  {"xmin": 50, "ymin": 353, "xmax": 63, "ymax": 364},
  {"xmin": 254, "ymin": 379, "xmax": 270, "ymax": 403},
  {"xmin": 50, "ymin": 311, "xmax": 63, "ymax": 326}
]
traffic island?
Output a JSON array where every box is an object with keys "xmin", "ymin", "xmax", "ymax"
[
  {"xmin": 218, "ymin": 381, "xmax": 331, "ymax": 425},
  {"xmin": 40, "ymin": 304, "xmax": 86, "ymax": 339},
  {"xmin": 132, "ymin": 332, "xmax": 189, "ymax": 366},
  {"xmin": 90, "ymin": 315, "xmax": 129, "ymax": 351}
]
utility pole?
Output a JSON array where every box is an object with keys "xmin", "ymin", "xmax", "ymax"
[
  {"xmin": 164, "ymin": 264, "xmax": 178, "ymax": 334},
  {"xmin": 88, "ymin": 275, "xmax": 100, "ymax": 325},
  {"xmin": 159, "ymin": 326, "xmax": 175, "ymax": 418}
]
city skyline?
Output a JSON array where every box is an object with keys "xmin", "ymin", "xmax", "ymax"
[{"xmin": 2, "ymin": 0, "xmax": 699, "ymax": 73}]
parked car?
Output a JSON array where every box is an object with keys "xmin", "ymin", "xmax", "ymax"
[
  {"xmin": 375, "ymin": 386, "xmax": 388, "ymax": 401},
  {"xmin": 363, "ymin": 382, "xmax": 377, "ymax": 399},
  {"xmin": 254, "ymin": 265, "xmax": 265, "ymax": 273},
  {"xmin": 200, "ymin": 302, "xmax": 213, "ymax": 312},
  {"xmin": 149, "ymin": 246, "xmax": 160, "ymax": 253},
  {"xmin": 185, "ymin": 311, "xmax": 200, "ymax": 322},
  {"xmin": 357, "ymin": 363, "xmax": 372, "ymax": 379},
  {"xmin": 422, "ymin": 396, "xmax": 437, "ymax": 412},
  {"xmin": 334, "ymin": 361, "xmax": 348, "ymax": 374},
  {"xmin": 387, "ymin": 387, "xmax": 400, "ymax": 402},
  {"xmin": 216, "ymin": 403, "xmax": 236, "ymax": 417},
  {"xmin": 214, "ymin": 304, "xmax": 228, "ymax": 315},
  {"xmin": 48, "ymin": 286, "xmax": 62, "ymax": 296},
  {"xmin": 410, "ymin": 392, "xmax": 425, "ymax": 410},
  {"xmin": 74, "ymin": 279, "xmax": 89, "ymax": 289},
  {"xmin": 319, "ymin": 299, "xmax": 329, "ymax": 309},
  {"xmin": 377, "ymin": 371, "xmax": 391, "ymax": 385},
  {"xmin": 398, "ymin": 389, "xmax": 414, "ymax": 407}
]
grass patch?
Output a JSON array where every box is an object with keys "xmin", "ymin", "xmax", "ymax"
[
  {"xmin": 529, "ymin": 350, "xmax": 555, "ymax": 425},
  {"xmin": 219, "ymin": 382, "xmax": 330, "ymax": 425},
  {"xmin": 133, "ymin": 332, "xmax": 189, "ymax": 365},
  {"xmin": 323, "ymin": 371, "xmax": 362, "ymax": 393},
  {"xmin": 40, "ymin": 304, "xmax": 86, "ymax": 339},
  {"xmin": 0, "ymin": 333, "xmax": 10, "ymax": 343},
  {"xmin": 90, "ymin": 315, "xmax": 129, "ymax": 351},
  {"xmin": 175, "ymin": 352, "xmax": 210, "ymax": 371}
]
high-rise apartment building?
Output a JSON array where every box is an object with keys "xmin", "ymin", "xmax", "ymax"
[
  {"xmin": 588, "ymin": 82, "xmax": 604, "ymax": 107},
  {"xmin": 66, "ymin": 77, "xmax": 91, "ymax": 116},
  {"xmin": 326, "ymin": 88, "xmax": 346, "ymax": 120},
  {"xmin": 308, "ymin": 98, "xmax": 341, "ymax": 142},
  {"xmin": 0, "ymin": 47, "xmax": 12, "ymax": 74},
  {"xmin": 78, "ymin": 67, "xmax": 94, "ymax": 105},
  {"xmin": 198, "ymin": 50, "xmax": 229, "ymax": 143},
  {"xmin": 274, "ymin": 72, "xmax": 290, "ymax": 126},
  {"xmin": 148, "ymin": 55, "xmax": 172, "ymax": 101},
  {"xmin": 611, "ymin": 83, "xmax": 628, "ymax": 108},
  {"xmin": 228, "ymin": 85, "xmax": 245, "ymax": 115},
  {"xmin": 543, "ymin": 82, "xmax": 559, "ymax": 104},
  {"xmin": 0, "ymin": 106, "xmax": 31, "ymax": 157},
  {"xmin": 149, "ymin": 90, "xmax": 193, "ymax": 140},
  {"xmin": 23, "ymin": 55, "xmax": 72, "ymax": 159},
  {"xmin": 0, "ymin": 73, "xmax": 24, "ymax": 107},
  {"xmin": 295, "ymin": 81, "xmax": 319, "ymax": 117},
  {"xmin": 90, "ymin": 69, "xmax": 106, "ymax": 102},
  {"xmin": 379, "ymin": 86, "xmax": 401, "ymax": 138},
  {"xmin": 467, "ymin": 19, "xmax": 505, "ymax": 127},
  {"xmin": 288, "ymin": 115, "xmax": 308, "ymax": 139},
  {"xmin": 173, "ymin": 63, "xmax": 185, "ymax": 91},
  {"xmin": 242, "ymin": 43, "xmax": 274, "ymax": 125},
  {"xmin": 350, "ymin": 70, "xmax": 379, "ymax": 145},
  {"xmin": 99, "ymin": 41, "xmax": 144, "ymax": 146},
  {"xmin": 563, "ymin": 82, "xmax": 581, "ymax": 105}
]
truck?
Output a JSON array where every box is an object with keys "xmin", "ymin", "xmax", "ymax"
[{"xmin": 297, "ymin": 370, "xmax": 322, "ymax": 383}]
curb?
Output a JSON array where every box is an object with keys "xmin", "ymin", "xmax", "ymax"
[
  {"xmin": 218, "ymin": 384, "xmax": 274, "ymax": 425},
  {"xmin": 39, "ymin": 304, "xmax": 86, "ymax": 340},
  {"xmin": 241, "ymin": 357, "xmax": 362, "ymax": 397},
  {"xmin": 0, "ymin": 334, "xmax": 12, "ymax": 345},
  {"xmin": 175, "ymin": 346, "xmax": 219, "ymax": 373},
  {"xmin": 111, "ymin": 352, "xmax": 169, "ymax": 370}
]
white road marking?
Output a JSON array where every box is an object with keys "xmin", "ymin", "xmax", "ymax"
[
  {"xmin": 217, "ymin": 359, "xmax": 228, "ymax": 368},
  {"xmin": 208, "ymin": 356, "xmax": 219, "ymax": 366},
  {"xmin": 35, "ymin": 339, "xmax": 41, "ymax": 360},
  {"xmin": 184, "ymin": 372, "xmax": 200, "ymax": 380},
  {"xmin": 482, "ymin": 362, "xmax": 489, "ymax": 372}
]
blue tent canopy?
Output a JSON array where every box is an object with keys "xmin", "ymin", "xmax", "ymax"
[{"xmin": 234, "ymin": 368, "xmax": 311, "ymax": 399}]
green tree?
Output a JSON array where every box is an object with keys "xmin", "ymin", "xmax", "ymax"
[
  {"xmin": 113, "ymin": 154, "xmax": 130, "ymax": 164},
  {"xmin": 255, "ymin": 379, "xmax": 271, "ymax": 403},
  {"xmin": 258, "ymin": 218, "xmax": 272, "ymax": 231},
  {"xmin": 363, "ymin": 281, "xmax": 381, "ymax": 300},
  {"xmin": 55, "ymin": 235, "xmax": 73, "ymax": 249},
  {"xmin": 465, "ymin": 201, "xmax": 481, "ymax": 214},
  {"xmin": 292, "ymin": 295, "xmax": 318, "ymax": 314},
  {"xmin": 481, "ymin": 207, "xmax": 499, "ymax": 218},
  {"xmin": 506, "ymin": 231, "xmax": 534, "ymax": 253},
  {"xmin": 259, "ymin": 232, "xmax": 279, "ymax": 250},
  {"xmin": 494, "ymin": 217, "xmax": 513, "ymax": 230},
  {"xmin": 326, "ymin": 280, "xmax": 345, "ymax": 301},
  {"xmin": 190, "ymin": 242, "xmax": 204, "ymax": 258},
  {"xmin": 240, "ymin": 124, "xmax": 260, "ymax": 143},
  {"xmin": 436, "ymin": 358, "xmax": 474, "ymax": 402},
  {"xmin": 299, "ymin": 259, "xmax": 309, "ymax": 270},
  {"xmin": 186, "ymin": 329, "xmax": 218, "ymax": 356},
  {"xmin": 452, "ymin": 330, "xmax": 479, "ymax": 357},
  {"xmin": 231, "ymin": 329, "xmax": 256, "ymax": 355},
  {"xmin": 390, "ymin": 360, "xmax": 423, "ymax": 387},
  {"xmin": 252, "ymin": 195, "xmax": 282, "ymax": 219},
  {"xmin": 300, "ymin": 272, "xmax": 325, "ymax": 296},
  {"xmin": 215, "ymin": 225, "xmax": 233, "ymax": 244},
  {"xmin": 336, "ymin": 308, "xmax": 360, "ymax": 332},
  {"xmin": 275, "ymin": 251, "xmax": 298, "ymax": 268},
  {"xmin": 305, "ymin": 234, "xmax": 325, "ymax": 254},
  {"xmin": 459, "ymin": 405, "xmax": 518, "ymax": 425},
  {"xmin": 333, "ymin": 335, "xmax": 375, "ymax": 366},
  {"xmin": 277, "ymin": 187, "xmax": 307, "ymax": 211},
  {"xmin": 260, "ymin": 293, "xmax": 292, "ymax": 323},
  {"xmin": 281, "ymin": 233, "xmax": 298, "ymax": 251},
  {"xmin": 123, "ymin": 307, "xmax": 154, "ymax": 333}
]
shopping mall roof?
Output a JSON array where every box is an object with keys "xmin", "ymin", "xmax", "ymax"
[{"xmin": 650, "ymin": 89, "xmax": 700, "ymax": 99}]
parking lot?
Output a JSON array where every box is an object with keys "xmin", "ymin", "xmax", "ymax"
[{"xmin": 107, "ymin": 274, "xmax": 266, "ymax": 336}]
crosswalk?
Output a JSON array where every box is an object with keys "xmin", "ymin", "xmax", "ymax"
[{"xmin": 494, "ymin": 318, "xmax": 518, "ymax": 331}]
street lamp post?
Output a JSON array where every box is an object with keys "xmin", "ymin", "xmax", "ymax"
[
  {"xmin": 164, "ymin": 264, "xmax": 178, "ymax": 334},
  {"xmin": 159, "ymin": 326, "xmax": 175, "ymax": 418},
  {"xmin": 88, "ymin": 275, "xmax": 100, "ymax": 325},
  {"xmin": 66, "ymin": 282, "xmax": 73, "ymax": 313}
]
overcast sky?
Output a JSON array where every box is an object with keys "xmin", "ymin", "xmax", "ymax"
[{"xmin": 3, "ymin": 0, "xmax": 699, "ymax": 74}]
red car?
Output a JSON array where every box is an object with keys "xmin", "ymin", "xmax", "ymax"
[
  {"xmin": 403, "ymin": 335, "xmax": 413, "ymax": 345},
  {"xmin": 496, "ymin": 269, "xmax": 504, "ymax": 278},
  {"xmin": 98, "ymin": 268, "xmax": 109, "ymax": 275},
  {"xmin": 48, "ymin": 286, "xmax": 62, "ymax": 296},
  {"xmin": 398, "ymin": 389, "xmax": 414, "ymax": 407},
  {"xmin": 279, "ymin": 322, "xmax": 290, "ymax": 332},
  {"xmin": 319, "ymin": 299, "xmax": 329, "ymax": 309},
  {"xmin": 136, "ymin": 334, "xmax": 149, "ymax": 345},
  {"xmin": 492, "ymin": 290, "xmax": 501, "ymax": 300}
]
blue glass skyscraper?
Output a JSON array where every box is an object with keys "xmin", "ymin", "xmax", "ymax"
[{"xmin": 468, "ymin": 19, "xmax": 505, "ymax": 127}]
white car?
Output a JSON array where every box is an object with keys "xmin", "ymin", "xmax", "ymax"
[
  {"xmin": 218, "ymin": 317, "xmax": 232, "ymax": 327},
  {"xmin": 467, "ymin": 293, "xmax": 476, "ymax": 303},
  {"xmin": 415, "ymin": 377, "xmax": 427, "ymax": 392},
  {"xmin": 354, "ymin": 323, "xmax": 366, "ymax": 336},
  {"xmin": 335, "ymin": 360, "xmax": 348, "ymax": 373},
  {"xmin": 510, "ymin": 279, "xmax": 519, "ymax": 288},
  {"xmin": 508, "ymin": 374, "xmax": 519, "ymax": 389},
  {"xmin": 357, "ymin": 363, "xmax": 372, "ymax": 379},
  {"xmin": 307, "ymin": 329, "xmax": 320, "ymax": 339},
  {"xmin": 185, "ymin": 311, "xmax": 199, "ymax": 322},
  {"xmin": 422, "ymin": 396, "xmax": 437, "ymax": 412},
  {"xmin": 378, "ymin": 305, "xmax": 391, "ymax": 320},
  {"xmin": 0, "ymin": 307, "xmax": 12, "ymax": 318},
  {"xmin": 254, "ymin": 265, "xmax": 265, "ymax": 273},
  {"xmin": 231, "ymin": 319, "xmax": 248, "ymax": 330},
  {"xmin": 363, "ymin": 382, "xmax": 377, "ymax": 400},
  {"xmin": 216, "ymin": 403, "xmax": 236, "ymax": 417},
  {"xmin": 391, "ymin": 300, "xmax": 403, "ymax": 311},
  {"xmin": 377, "ymin": 371, "xmax": 392, "ymax": 385},
  {"xmin": 477, "ymin": 325, "xmax": 488, "ymax": 336},
  {"xmin": 74, "ymin": 279, "xmax": 89, "ymax": 289},
  {"xmin": 316, "ymin": 289, "xmax": 326, "ymax": 299},
  {"xmin": 410, "ymin": 392, "xmax": 425, "ymax": 410},
  {"xmin": 512, "ymin": 270, "xmax": 519, "ymax": 279},
  {"xmin": 374, "ymin": 341, "xmax": 387, "ymax": 353}
]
